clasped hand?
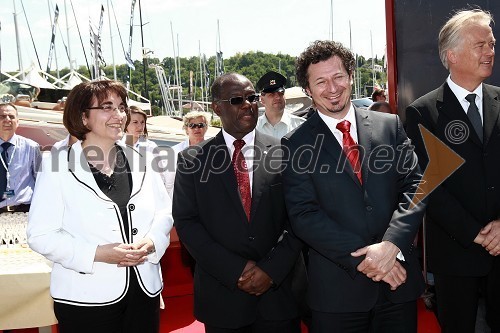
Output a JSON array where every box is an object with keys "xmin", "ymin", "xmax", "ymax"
[
  {"xmin": 95, "ymin": 238, "xmax": 155, "ymax": 267},
  {"xmin": 351, "ymin": 241, "xmax": 407, "ymax": 290},
  {"xmin": 237, "ymin": 260, "xmax": 273, "ymax": 296},
  {"xmin": 474, "ymin": 219, "xmax": 500, "ymax": 256}
]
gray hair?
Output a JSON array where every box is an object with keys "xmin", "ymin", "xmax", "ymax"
[
  {"xmin": 183, "ymin": 111, "xmax": 209, "ymax": 129},
  {"xmin": 439, "ymin": 8, "xmax": 494, "ymax": 70}
]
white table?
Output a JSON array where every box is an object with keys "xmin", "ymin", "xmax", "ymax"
[{"xmin": 0, "ymin": 246, "xmax": 57, "ymax": 331}]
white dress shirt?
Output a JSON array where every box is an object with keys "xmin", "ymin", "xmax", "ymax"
[
  {"xmin": 256, "ymin": 111, "xmax": 306, "ymax": 138},
  {"xmin": 447, "ymin": 75, "xmax": 484, "ymax": 124},
  {"xmin": 317, "ymin": 104, "xmax": 359, "ymax": 146},
  {"xmin": 221, "ymin": 129, "xmax": 255, "ymax": 194}
]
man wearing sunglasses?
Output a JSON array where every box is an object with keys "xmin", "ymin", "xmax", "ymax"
[
  {"xmin": 256, "ymin": 71, "xmax": 305, "ymax": 139},
  {"xmin": 173, "ymin": 73, "xmax": 304, "ymax": 333},
  {"xmin": 0, "ymin": 99, "xmax": 41, "ymax": 214}
]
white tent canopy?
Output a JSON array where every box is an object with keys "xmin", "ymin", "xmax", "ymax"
[{"xmin": 24, "ymin": 67, "xmax": 56, "ymax": 89}]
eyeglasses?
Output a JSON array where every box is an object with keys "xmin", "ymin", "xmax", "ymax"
[
  {"xmin": 188, "ymin": 122, "xmax": 207, "ymax": 129},
  {"xmin": 217, "ymin": 94, "xmax": 260, "ymax": 105},
  {"xmin": 87, "ymin": 104, "xmax": 128, "ymax": 113}
]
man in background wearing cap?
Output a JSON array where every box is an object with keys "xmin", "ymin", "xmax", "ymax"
[{"xmin": 256, "ymin": 71, "xmax": 305, "ymax": 138}]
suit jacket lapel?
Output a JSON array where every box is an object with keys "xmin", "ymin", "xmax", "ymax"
[
  {"xmin": 68, "ymin": 141, "xmax": 113, "ymax": 202},
  {"xmin": 482, "ymin": 85, "xmax": 500, "ymax": 147},
  {"xmin": 440, "ymin": 83, "xmax": 483, "ymax": 147},
  {"xmin": 308, "ymin": 111, "xmax": 362, "ymax": 188},
  {"xmin": 355, "ymin": 108, "xmax": 371, "ymax": 186},
  {"xmin": 250, "ymin": 132, "xmax": 271, "ymax": 221},
  {"xmin": 118, "ymin": 142, "xmax": 145, "ymax": 198}
]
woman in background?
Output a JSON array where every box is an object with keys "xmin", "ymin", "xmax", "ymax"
[
  {"xmin": 123, "ymin": 105, "xmax": 157, "ymax": 151},
  {"xmin": 27, "ymin": 80, "xmax": 173, "ymax": 333},
  {"xmin": 165, "ymin": 111, "xmax": 209, "ymax": 198}
]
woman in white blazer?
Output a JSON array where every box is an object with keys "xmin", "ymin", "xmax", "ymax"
[{"xmin": 27, "ymin": 80, "xmax": 173, "ymax": 333}]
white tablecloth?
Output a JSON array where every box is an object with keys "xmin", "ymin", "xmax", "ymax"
[{"xmin": 0, "ymin": 245, "xmax": 57, "ymax": 329}]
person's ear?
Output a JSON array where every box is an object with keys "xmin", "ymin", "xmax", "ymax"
[
  {"xmin": 82, "ymin": 113, "xmax": 88, "ymax": 127},
  {"xmin": 448, "ymin": 49, "xmax": 457, "ymax": 65},
  {"xmin": 212, "ymin": 102, "xmax": 221, "ymax": 117}
]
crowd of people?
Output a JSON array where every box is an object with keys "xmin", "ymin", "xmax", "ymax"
[{"xmin": 1, "ymin": 6, "xmax": 499, "ymax": 333}]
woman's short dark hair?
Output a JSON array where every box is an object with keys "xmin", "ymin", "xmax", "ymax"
[
  {"xmin": 125, "ymin": 105, "xmax": 149, "ymax": 136},
  {"xmin": 63, "ymin": 80, "xmax": 128, "ymax": 140},
  {"xmin": 295, "ymin": 40, "xmax": 355, "ymax": 92}
]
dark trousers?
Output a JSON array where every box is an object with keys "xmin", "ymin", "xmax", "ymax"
[
  {"xmin": 310, "ymin": 300, "xmax": 417, "ymax": 333},
  {"xmin": 204, "ymin": 317, "xmax": 300, "ymax": 333},
  {"xmin": 434, "ymin": 262, "xmax": 500, "ymax": 333},
  {"xmin": 54, "ymin": 270, "xmax": 160, "ymax": 333}
]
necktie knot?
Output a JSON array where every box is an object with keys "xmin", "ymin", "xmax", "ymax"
[
  {"xmin": 233, "ymin": 139, "xmax": 246, "ymax": 152},
  {"xmin": 336, "ymin": 120, "xmax": 351, "ymax": 134},
  {"xmin": 1, "ymin": 142, "xmax": 12, "ymax": 161},
  {"xmin": 1, "ymin": 142, "xmax": 12, "ymax": 151},
  {"xmin": 465, "ymin": 93, "xmax": 476, "ymax": 104}
]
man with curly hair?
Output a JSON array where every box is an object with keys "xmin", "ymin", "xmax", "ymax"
[{"xmin": 281, "ymin": 40, "xmax": 426, "ymax": 332}]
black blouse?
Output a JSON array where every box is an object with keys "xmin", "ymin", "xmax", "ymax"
[{"xmin": 89, "ymin": 145, "xmax": 133, "ymax": 241}]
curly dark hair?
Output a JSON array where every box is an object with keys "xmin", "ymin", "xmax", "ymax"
[{"xmin": 295, "ymin": 40, "xmax": 355, "ymax": 91}]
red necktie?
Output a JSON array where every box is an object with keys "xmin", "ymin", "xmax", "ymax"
[
  {"xmin": 336, "ymin": 120, "xmax": 362, "ymax": 184},
  {"xmin": 232, "ymin": 139, "xmax": 251, "ymax": 221}
]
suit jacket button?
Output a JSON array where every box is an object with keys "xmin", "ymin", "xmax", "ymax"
[
  {"xmin": 128, "ymin": 204, "xmax": 135, "ymax": 211},
  {"xmin": 366, "ymin": 206, "xmax": 373, "ymax": 212},
  {"xmin": 132, "ymin": 228, "xmax": 138, "ymax": 235},
  {"xmin": 248, "ymin": 236, "xmax": 255, "ymax": 241}
]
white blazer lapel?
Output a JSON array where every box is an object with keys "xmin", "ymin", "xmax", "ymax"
[{"xmin": 117, "ymin": 142, "xmax": 146, "ymax": 197}]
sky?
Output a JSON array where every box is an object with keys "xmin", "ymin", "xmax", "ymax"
[{"xmin": 0, "ymin": 0, "xmax": 387, "ymax": 75}]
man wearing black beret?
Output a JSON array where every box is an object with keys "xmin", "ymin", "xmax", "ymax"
[{"xmin": 256, "ymin": 71, "xmax": 305, "ymax": 138}]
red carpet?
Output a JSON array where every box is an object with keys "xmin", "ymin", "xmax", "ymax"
[{"xmin": 3, "ymin": 294, "xmax": 440, "ymax": 333}]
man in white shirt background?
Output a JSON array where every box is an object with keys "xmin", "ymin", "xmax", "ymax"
[
  {"xmin": 0, "ymin": 99, "xmax": 40, "ymax": 213},
  {"xmin": 255, "ymin": 71, "xmax": 305, "ymax": 138}
]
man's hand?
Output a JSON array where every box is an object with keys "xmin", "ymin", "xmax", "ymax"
[
  {"xmin": 237, "ymin": 260, "xmax": 256, "ymax": 289},
  {"xmin": 238, "ymin": 263, "xmax": 273, "ymax": 296},
  {"xmin": 351, "ymin": 241, "xmax": 400, "ymax": 281},
  {"xmin": 478, "ymin": 220, "xmax": 500, "ymax": 256},
  {"xmin": 381, "ymin": 261, "xmax": 407, "ymax": 290}
]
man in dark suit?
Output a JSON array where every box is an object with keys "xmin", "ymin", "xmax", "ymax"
[
  {"xmin": 173, "ymin": 73, "xmax": 303, "ymax": 333},
  {"xmin": 282, "ymin": 40, "xmax": 426, "ymax": 333},
  {"xmin": 405, "ymin": 8, "xmax": 500, "ymax": 333}
]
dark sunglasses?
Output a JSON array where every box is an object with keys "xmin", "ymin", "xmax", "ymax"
[
  {"xmin": 218, "ymin": 94, "xmax": 260, "ymax": 105},
  {"xmin": 188, "ymin": 122, "xmax": 207, "ymax": 129}
]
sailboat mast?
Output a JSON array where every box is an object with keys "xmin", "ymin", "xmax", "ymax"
[
  {"xmin": 371, "ymin": 30, "xmax": 376, "ymax": 91},
  {"xmin": 64, "ymin": 0, "xmax": 73, "ymax": 71},
  {"xmin": 350, "ymin": 20, "xmax": 359, "ymax": 99},
  {"xmin": 138, "ymin": 0, "xmax": 147, "ymax": 98},
  {"xmin": 107, "ymin": 0, "xmax": 116, "ymax": 80},
  {"xmin": 13, "ymin": 0, "xmax": 24, "ymax": 79},
  {"xmin": 329, "ymin": 0, "xmax": 333, "ymax": 40},
  {"xmin": 170, "ymin": 22, "xmax": 180, "ymax": 110},
  {"xmin": 198, "ymin": 41, "xmax": 204, "ymax": 105},
  {"xmin": 177, "ymin": 34, "xmax": 182, "ymax": 112},
  {"xmin": 47, "ymin": 0, "xmax": 60, "ymax": 79}
]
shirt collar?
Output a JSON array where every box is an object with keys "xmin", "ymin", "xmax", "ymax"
[
  {"xmin": 221, "ymin": 129, "xmax": 256, "ymax": 148},
  {"xmin": 317, "ymin": 103, "xmax": 357, "ymax": 130},
  {"xmin": 0, "ymin": 134, "xmax": 17, "ymax": 146},
  {"xmin": 447, "ymin": 75, "xmax": 483, "ymax": 102},
  {"xmin": 259, "ymin": 111, "xmax": 291, "ymax": 126}
]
